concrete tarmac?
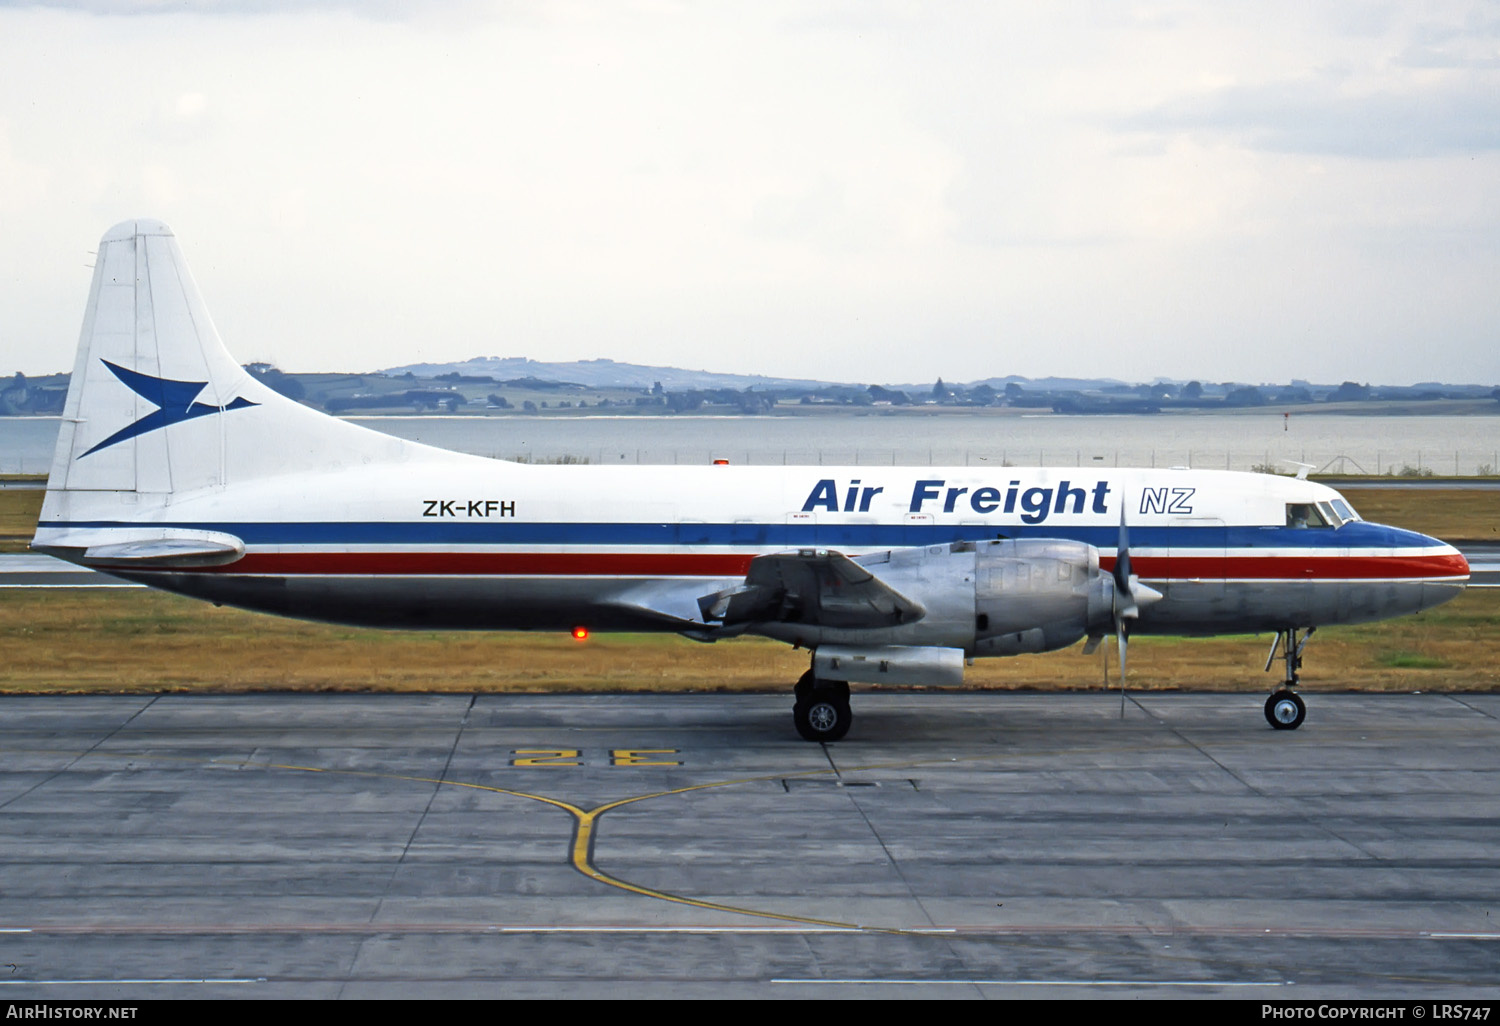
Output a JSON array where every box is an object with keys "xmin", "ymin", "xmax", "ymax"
[{"xmin": 2, "ymin": 691, "xmax": 1499, "ymax": 999}]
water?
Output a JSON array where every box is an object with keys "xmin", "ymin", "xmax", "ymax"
[{"xmin": 4, "ymin": 412, "xmax": 1499, "ymax": 475}]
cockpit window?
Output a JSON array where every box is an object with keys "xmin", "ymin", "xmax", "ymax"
[
  {"xmin": 1330, "ymin": 498, "xmax": 1359, "ymax": 523},
  {"xmin": 1286, "ymin": 503, "xmax": 1331, "ymax": 528}
]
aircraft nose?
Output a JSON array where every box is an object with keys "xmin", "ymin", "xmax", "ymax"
[
  {"xmin": 1409, "ymin": 533, "xmax": 1468, "ymax": 613},
  {"xmin": 1425, "ymin": 536, "xmax": 1469, "ymax": 581}
]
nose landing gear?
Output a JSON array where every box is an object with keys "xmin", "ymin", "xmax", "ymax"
[
  {"xmin": 1265, "ymin": 627, "xmax": 1314, "ymax": 730},
  {"xmin": 1265, "ymin": 689, "xmax": 1306, "ymax": 729}
]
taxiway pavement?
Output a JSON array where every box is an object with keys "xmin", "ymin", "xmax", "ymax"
[{"xmin": 1, "ymin": 692, "xmax": 1498, "ymax": 999}]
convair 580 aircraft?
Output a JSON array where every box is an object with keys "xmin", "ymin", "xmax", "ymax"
[{"xmin": 32, "ymin": 221, "xmax": 1470, "ymax": 740}]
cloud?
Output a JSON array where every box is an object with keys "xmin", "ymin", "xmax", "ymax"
[
  {"xmin": 0, "ymin": 0, "xmax": 496, "ymax": 22},
  {"xmin": 1120, "ymin": 78, "xmax": 1500, "ymax": 159}
]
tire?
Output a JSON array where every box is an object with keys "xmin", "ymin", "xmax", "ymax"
[
  {"xmin": 794, "ymin": 672, "xmax": 848, "ymax": 704},
  {"xmin": 794, "ymin": 694, "xmax": 852, "ymax": 742},
  {"xmin": 1265, "ymin": 690, "xmax": 1306, "ymax": 730},
  {"xmin": 794, "ymin": 670, "xmax": 816, "ymax": 702}
]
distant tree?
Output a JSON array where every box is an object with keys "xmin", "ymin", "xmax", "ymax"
[
  {"xmin": 867, "ymin": 384, "xmax": 911, "ymax": 405},
  {"xmin": 667, "ymin": 391, "xmax": 704, "ymax": 413},
  {"xmin": 1182, "ymin": 381, "xmax": 1204, "ymax": 400},
  {"xmin": 1223, "ymin": 385, "xmax": 1267, "ymax": 406},
  {"xmin": 522, "ymin": 400, "xmax": 538, "ymax": 413},
  {"xmin": 931, "ymin": 377, "xmax": 947, "ymax": 399},
  {"xmin": 486, "ymin": 394, "xmax": 512, "ymax": 409},
  {"xmin": 651, "ymin": 381, "xmax": 665, "ymax": 396},
  {"xmin": 1327, "ymin": 381, "xmax": 1370, "ymax": 403}
]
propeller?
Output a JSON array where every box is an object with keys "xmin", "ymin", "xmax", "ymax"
[{"xmin": 1110, "ymin": 495, "xmax": 1163, "ymax": 717}]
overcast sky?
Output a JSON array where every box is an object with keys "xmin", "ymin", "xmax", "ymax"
[{"xmin": 2, "ymin": 1, "xmax": 1499, "ymax": 385}]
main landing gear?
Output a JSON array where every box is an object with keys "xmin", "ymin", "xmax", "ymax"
[
  {"xmin": 793, "ymin": 671, "xmax": 852, "ymax": 742},
  {"xmin": 1264, "ymin": 627, "xmax": 1314, "ymax": 730}
]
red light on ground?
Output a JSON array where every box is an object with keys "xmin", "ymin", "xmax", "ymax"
[
  {"xmin": 712, "ymin": 458, "xmax": 729, "ymax": 465},
  {"xmin": 571, "ymin": 625, "xmax": 589, "ymax": 641}
]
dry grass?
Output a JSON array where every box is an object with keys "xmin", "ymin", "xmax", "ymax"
[
  {"xmin": 3, "ymin": 586, "xmax": 1496, "ymax": 695},
  {"xmin": 1338, "ymin": 487, "xmax": 1499, "ymax": 542},
  {"xmin": 0, "ymin": 588, "xmax": 809, "ymax": 693},
  {"xmin": 0, "ymin": 488, "xmax": 41, "ymax": 553}
]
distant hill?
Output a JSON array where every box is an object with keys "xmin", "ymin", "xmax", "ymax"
[
  {"xmin": 920, "ymin": 374, "xmax": 1131, "ymax": 393},
  {"xmin": 380, "ymin": 356, "xmax": 835, "ymax": 392}
]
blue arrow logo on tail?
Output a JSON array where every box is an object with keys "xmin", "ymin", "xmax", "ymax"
[{"xmin": 79, "ymin": 360, "xmax": 259, "ymax": 458}]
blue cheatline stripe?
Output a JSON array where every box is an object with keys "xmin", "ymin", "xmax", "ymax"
[{"xmin": 38, "ymin": 519, "xmax": 1436, "ymax": 550}]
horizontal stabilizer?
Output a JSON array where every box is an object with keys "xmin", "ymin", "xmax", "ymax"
[
  {"xmin": 36, "ymin": 527, "xmax": 246, "ymax": 569},
  {"xmin": 81, "ymin": 539, "xmax": 244, "ymax": 568}
]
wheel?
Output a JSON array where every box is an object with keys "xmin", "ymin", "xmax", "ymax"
[
  {"xmin": 794, "ymin": 693, "xmax": 852, "ymax": 742},
  {"xmin": 1265, "ymin": 690, "xmax": 1306, "ymax": 730}
]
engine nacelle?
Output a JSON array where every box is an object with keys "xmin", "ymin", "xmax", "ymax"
[
  {"xmin": 972, "ymin": 538, "xmax": 1115, "ymax": 656},
  {"xmin": 753, "ymin": 538, "xmax": 1115, "ymax": 666}
]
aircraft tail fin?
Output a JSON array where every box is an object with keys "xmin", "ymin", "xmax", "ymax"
[{"xmin": 40, "ymin": 220, "xmax": 444, "ymax": 525}]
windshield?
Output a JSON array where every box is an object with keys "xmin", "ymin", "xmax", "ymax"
[
  {"xmin": 1330, "ymin": 498, "xmax": 1360, "ymax": 523},
  {"xmin": 1286, "ymin": 503, "xmax": 1331, "ymax": 528}
]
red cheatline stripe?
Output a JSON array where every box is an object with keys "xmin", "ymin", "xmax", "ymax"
[
  {"xmin": 99, "ymin": 550, "xmax": 1470, "ymax": 581},
  {"xmin": 186, "ymin": 552, "xmax": 760, "ymax": 577}
]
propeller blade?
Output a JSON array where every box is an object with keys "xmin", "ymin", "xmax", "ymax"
[
  {"xmin": 1113, "ymin": 500, "xmax": 1133, "ymax": 597},
  {"xmin": 1116, "ymin": 613, "xmax": 1128, "ymax": 717},
  {"xmin": 1109, "ymin": 497, "xmax": 1164, "ymax": 720}
]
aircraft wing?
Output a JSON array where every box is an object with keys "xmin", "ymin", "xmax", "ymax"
[
  {"xmin": 709, "ymin": 548, "xmax": 927, "ymax": 628},
  {"xmin": 604, "ymin": 548, "xmax": 927, "ymax": 633}
]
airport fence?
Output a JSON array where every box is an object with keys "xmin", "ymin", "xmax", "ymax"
[
  {"xmin": 6, "ymin": 448, "xmax": 1498, "ymax": 477},
  {"xmin": 499, "ymin": 448, "xmax": 1500, "ymax": 476}
]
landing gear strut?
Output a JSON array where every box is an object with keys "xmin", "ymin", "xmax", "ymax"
[
  {"xmin": 1264, "ymin": 627, "xmax": 1313, "ymax": 730},
  {"xmin": 793, "ymin": 670, "xmax": 852, "ymax": 742}
]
